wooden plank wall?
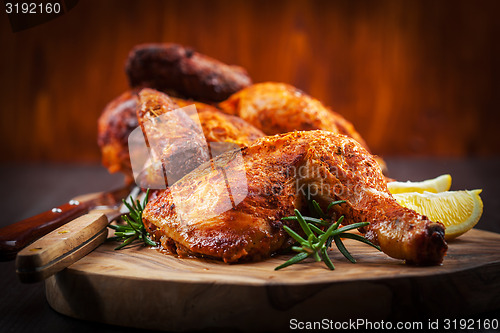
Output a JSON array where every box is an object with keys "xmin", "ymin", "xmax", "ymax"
[{"xmin": 1, "ymin": 0, "xmax": 499, "ymax": 162}]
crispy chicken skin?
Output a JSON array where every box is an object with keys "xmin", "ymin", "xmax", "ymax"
[
  {"xmin": 218, "ymin": 82, "xmax": 369, "ymax": 149},
  {"xmin": 97, "ymin": 90, "xmax": 264, "ymax": 180},
  {"xmin": 219, "ymin": 82, "xmax": 388, "ymax": 173},
  {"xmin": 174, "ymin": 98, "xmax": 264, "ymax": 147},
  {"xmin": 137, "ymin": 89, "xmax": 266, "ymax": 185},
  {"xmin": 97, "ymin": 90, "xmax": 140, "ymax": 182},
  {"xmin": 143, "ymin": 130, "xmax": 447, "ymax": 265},
  {"xmin": 126, "ymin": 43, "xmax": 252, "ymax": 102},
  {"xmin": 143, "ymin": 146, "xmax": 303, "ymax": 262}
]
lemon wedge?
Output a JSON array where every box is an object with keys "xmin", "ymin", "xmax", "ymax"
[
  {"xmin": 393, "ymin": 190, "xmax": 483, "ymax": 240},
  {"xmin": 387, "ymin": 174, "xmax": 452, "ymax": 194}
]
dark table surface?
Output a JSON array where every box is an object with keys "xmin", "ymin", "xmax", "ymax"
[{"xmin": 0, "ymin": 158, "xmax": 499, "ymax": 333}]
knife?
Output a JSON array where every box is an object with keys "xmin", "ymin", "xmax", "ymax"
[
  {"xmin": 16, "ymin": 188, "xmax": 142, "ymax": 283},
  {"xmin": 16, "ymin": 209, "xmax": 117, "ymax": 283},
  {"xmin": 0, "ymin": 185, "xmax": 133, "ymax": 261}
]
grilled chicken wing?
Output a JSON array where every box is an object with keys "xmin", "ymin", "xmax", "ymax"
[
  {"xmin": 126, "ymin": 43, "xmax": 252, "ymax": 102},
  {"xmin": 98, "ymin": 90, "xmax": 264, "ymax": 180},
  {"xmin": 143, "ymin": 130, "xmax": 447, "ymax": 265}
]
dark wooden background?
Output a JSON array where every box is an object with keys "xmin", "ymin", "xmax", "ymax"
[{"xmin": 1, "ymin": 0, "xmax": 499, "ymax": 163}]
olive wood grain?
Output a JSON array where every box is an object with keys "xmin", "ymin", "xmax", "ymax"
[
  {"xmin": 45, "ymin": 228, "xmax": 500, "ymax": 332},
  {"xmin": 16, "ymin": 213, "xmax": 109, "ymax": 283}
]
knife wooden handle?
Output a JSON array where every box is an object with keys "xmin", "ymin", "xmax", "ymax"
[
  {"xmin": 16, "ymin": 212, "xmax": 109, "ymax": 283},
  {"xmin": 0, "ymin": 200, "xmax": 91, "ymax": 261}
]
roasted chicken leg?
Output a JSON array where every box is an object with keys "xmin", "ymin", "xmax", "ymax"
[
  {"xmin": 143, "ymin": 130, "xmax": 447, "ymax": 265},
  {"xmin": 98, "ymin": 89, "xmax": 264, "ymax": 181},
  {"xmin": 219, "ymin": 82, "xmax": 369, "ymax": 149},
  {"xmin": 219, "ymin": 82, "xmax": 388, "ymax": 172}
]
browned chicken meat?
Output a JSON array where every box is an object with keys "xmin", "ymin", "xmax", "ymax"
[
  {"xmin": 135, "ymin": 88, "xmax": 210, "ymax": 186},
  {"xmin": 126, "ymin": 43, "xmax": 252, "ymax": 102},
  {"xmin": 219, "ymin": 82, "xmax": 369, "ymax": 149},
  {"xmin": 97, "ymin": 90, "xmax": 140, "ymax": 182},
  {"xmin": 143, "ymin": 130, "xmax": 447, "ymax": 265},
  {"xmin": 97, "ymin": 89, "xmax": 264, "ymax": 181},
  {"xmin": 174, "ymin": 98, "xmax": 264, "ymax": 147},
  {"xmin": 219, "ymin": 82, "xmax": 387, "ymax": 172}
]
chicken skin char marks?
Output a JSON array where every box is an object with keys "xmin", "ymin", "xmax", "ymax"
[{"xmin": 142, "ymin": 130, "xmax": 447, "ymax": 266}]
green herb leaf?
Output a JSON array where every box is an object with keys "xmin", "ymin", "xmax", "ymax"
[
  {"xmin": 338, "ymin": 233, "xmax": 381, "ymax": 251},
  {"xmin": 311, "ymin": 200, "xmax": 327, "ymax": 219},
  {"xmin": 334, "ymin": 236, "xmax": 356, "ymax": 263},
  {"xmin": 276, "ymin": 198, "xmax": 379, "ymax": 270},
  {"xmin": 326, "ymin": 200, "xmax": 346, "ymax": 212},
  {"xmin": 321, "ymin": 247, "xmax": 335, "ymax": 270},
  {"xmin": 308, "ymin": 223, "xmax": 324, "ymax": 235},
  {"xmin": 294, "ymin": 209, "xmax": 317, "ymax": 242},
  {"xmin": 282, "ymin": 225, "xmax": 307, "ymax": 246},
  {"xmin": 275, "ymin": 252, "xmax": 309, "ymax": 270},
  {"xmin": 281, "ymin": 216, "xmax": 329, "ymax": 227},
  {"xmin": 108, "ymin": 189, "xmax": 157, "ymax": 250}
]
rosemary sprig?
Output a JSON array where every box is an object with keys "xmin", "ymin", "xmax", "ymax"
[
  {"xmin": 275, "ymin": 200, "xmax": 381, "ymax": 270},
  {"xmin": 108, "ymin": 189, "xmax": 157, "ymax": 250}
]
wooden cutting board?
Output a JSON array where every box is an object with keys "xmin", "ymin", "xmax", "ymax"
[{"xmin": 45, "ymin": 228, "xmax": 500, "ymax": 332}]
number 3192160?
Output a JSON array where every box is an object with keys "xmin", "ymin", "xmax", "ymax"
[{"xmin": 6, "ymin": 2, "xmax": 61, "ymax": 14}]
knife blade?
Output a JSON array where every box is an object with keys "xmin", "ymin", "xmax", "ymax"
[{"xmin": 0, "ymin": 184, "xmax": 134, "ymax": 261}]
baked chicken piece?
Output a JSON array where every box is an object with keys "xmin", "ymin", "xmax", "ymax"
[
  {"xmin": 135, "ymin": 88, "xmax": 210, "ymax": 186},
  {"xmin": 174, "ymin": 98, "xmax": 264, "ymax": 147},
  {"xmin": 97, "ymin": 90, "xmax": 139, "ymax": 182},
  {"xmin": 126, "ymin": 43, "xmax": 252, "ymax": 102},
  {"xmin": 143, "ymin": 130, "xmax": 447, "ymax": 265},
  {"xmin": 134, "ymin": 89, "xmax": 266, "ymax": 187},
  {"xmin": 218, "ymin": 82, "xmax": 368, "ymax": 148},
  {"xmin": 97, "ymin": 90, "xmax": 264, "ymax": 181},
  {"xmin": 219, "ymin": 82, "xmax": 387, "ymax": 173}
]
